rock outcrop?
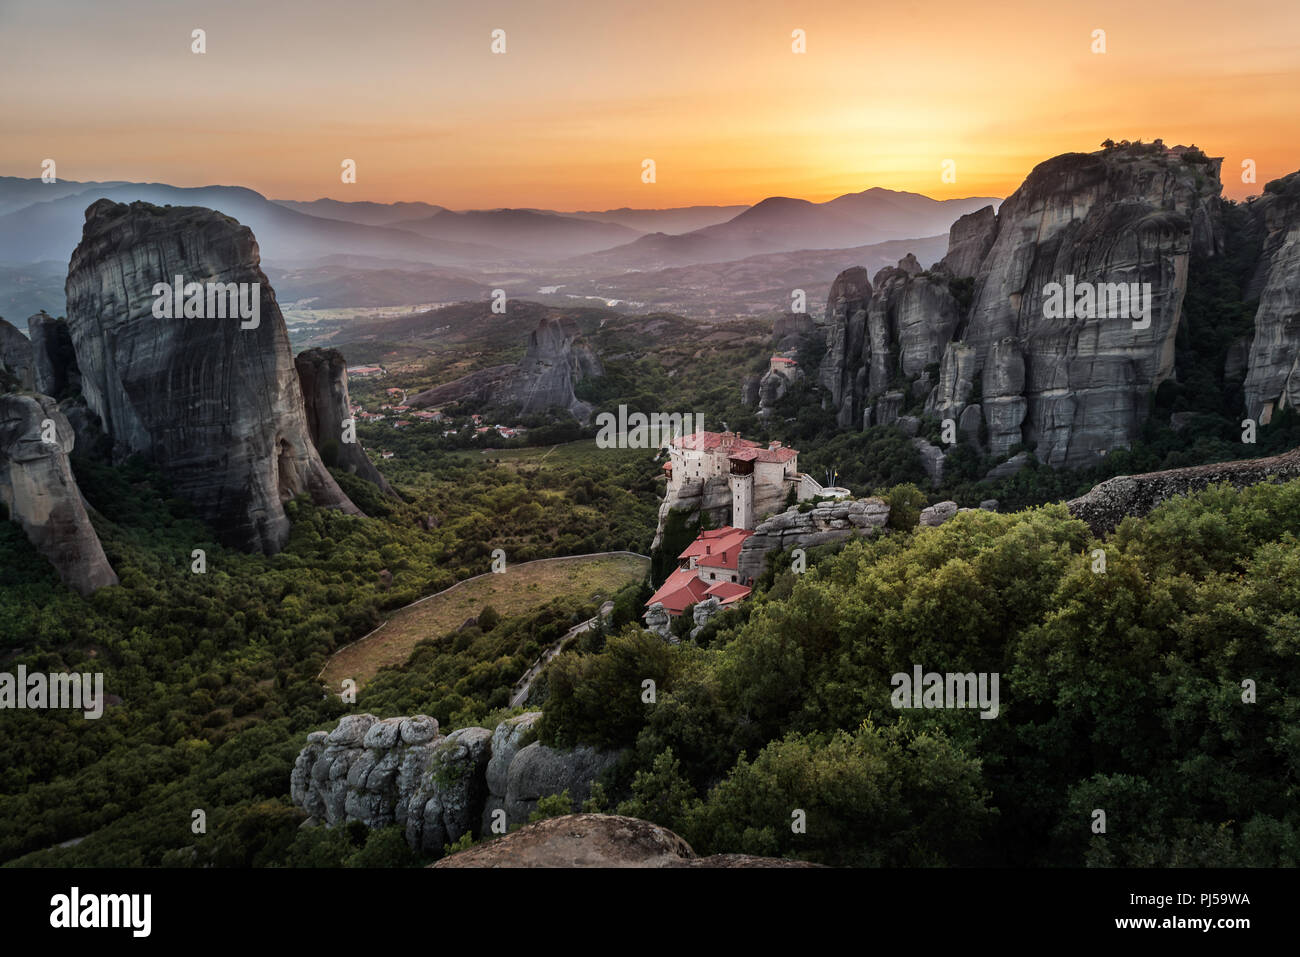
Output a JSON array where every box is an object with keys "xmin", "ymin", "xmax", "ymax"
[
  {"xmin": 651, "ymin": 476, "xmax": 733, "ymax": 551},
  {"xmin": 644, "ymin": 601, "xmax": 671, "ymax": 639},
  {"xmin": 0, "ymin": 317, "xmax": 34, "ymax": 391},
  {"xmin": 27, "ymin": 312, "xmax": 80, "ymax": 399},
  {"xmin": 819, "ymin": 145, "xmax": 1229, "ymax": 468},
  {"xmin": 755, "ymin": 357, "xmax": 802, "ymax": 415},
  {"xmin": 944, "ymin": 146, "xmax": 1223, "ymax": 467},
  {"xmin": 432, "ymin": 813, "xmax": 819, "ymax": 868},
  {"xmin": 0, "ymin": 393, "xmax": 118, "ymax": 595},
  {"xmin": 505, "ymin": 740, "xmax": 620, "ymax": 824},
  {"xmin": 819, "ymin": 254, "xmax": 964, "ymax": 431},
  {"xmin": 482, "ymin": 712, "xmax": 541, "ymax": 832},
  {"xmin": 912, "ymin": 437, "xmax": 947, "ymax": 487},
  {"xmin": 409, "ymin": 313, "xmax": 602, "ymax": 421},
  {"xmin": 291, "ymin": 712, "xmax": 621, "ymax": 856},
  {"xmin": 736, "ymin": 497, "xmax": 889, "ymax": 582},
  {"xmin": 918, "ymin": 500, "xmax": 959, "ymax": 527},
  {"xmin": 500, "ymin": 315, "xmax": 603, "ymax": 421},
  {"xmin": 771, "ymin": 312, "xmax": 821, "ymax": 353},
  {"xmin": 690, "ymin": 595, "xmax": 722, "ymax": 638},
  {"xmin": 293, "ymin": 348, "xmax": 395, "ymax": 496},
  {"xmin": 939, "ymin": 205, "xmax": 998, "ymax": 278},
  {"xmin": 64, "ymin": 199, "xmax": 361, "ymax": 554},
  {"xmin": 1066, "ymin": 446, "xmax": 1300, "ymax": 535},
  {"xmin": 820, "ymin": 266, "xmax": 872, "ymax": 427},
  {"xmin": 407, "ymin": 726, "xmax": 493, "ymax": 854},
  {"xmin": 1242, "ymin": 172, "xmax": 1300, "ymax": 423}
]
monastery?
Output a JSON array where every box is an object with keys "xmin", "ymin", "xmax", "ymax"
[{"xmin": 649, "ymin": 430, "xmax": 850, "ymax": 619}]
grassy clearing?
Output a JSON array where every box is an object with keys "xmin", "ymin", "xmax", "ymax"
[
  {"xmin": 447, "ymin": 438, "xmax": 659, "ymax": 471},
  {"xmin": 320, "ymin": 551, "xmax": 649, "ymax": 690}
]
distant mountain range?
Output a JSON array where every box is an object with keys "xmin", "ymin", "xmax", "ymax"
[
  {"xmin": 0, "ymin": 176, "xmax": 1000, "ymax": 318},
  {"xmin": 0, "ymin": 181, "xmax": 500, "ymax": 266},
  {"xmin": 582, "ymin": 190, "xmax": 1001, "ymax": 268}
]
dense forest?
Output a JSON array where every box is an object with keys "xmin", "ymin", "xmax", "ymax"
[
  {"xmin": 3, "ymin": 195, "xmax": 1298, "ymax": 868},
  {"xmin": 535, "ymin": 479, "xmax": 1300, "ymax": 866}
]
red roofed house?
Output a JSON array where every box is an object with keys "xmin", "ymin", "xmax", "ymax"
[
  {"xmin": 644, "ymin": 567, "xmax": 711, "ymax": 617},
  {"xmin": 645, "ymin": 525, "xmax": 755, "ymax": 619}
]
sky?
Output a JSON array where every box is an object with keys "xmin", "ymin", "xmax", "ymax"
[{"xmin": 1, "ymin": 0, "xmax": 1296, "ymax": 209}]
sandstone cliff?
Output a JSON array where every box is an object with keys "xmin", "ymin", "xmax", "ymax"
[
  {"xmin": 505, "ymin": 314, "xmax": 603, "ymax": 420},
  {"xmin": 294, "ymin": 348, "xmax": 396, "ymax": 497},
  {"xmin": 408, "ymin": 313, "xmax": 602, "ymax": 421},
  {"xmin": 27, "ymin": 311, "xmax": 80, "ymax": 399},
  {"xmin": 819, "ymin": 145, "xmax": 1229, "ymax": 468},
  {"xmin": 290, "ymin": 711, "xmax": 620, "ymax": 856},
  {"xmin": 0, "ymin": 393, "xmax": 118, "ymax": 595},
  {"xmin": 64, "ymin": 199, "xmax": 361, "ymax": 554},
  {"xmin": 0, "ymin": 317, "xmax": 34, "ymax": 391},
  {"xmin": 1066, "ymin": 446, "xmax": 1300, "ymax": 535},
  {"xmin": 1242, "ymin": 173, "xmax": 1300, "ymax": 423},
  {"xmin": 650, "ymin": 474, "xmax": 733, "ymax": 551}
]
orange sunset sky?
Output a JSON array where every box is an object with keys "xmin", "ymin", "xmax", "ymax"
[{"xmin": 2, "ymin": 0, "xmax": 1297, "ymax": 208}]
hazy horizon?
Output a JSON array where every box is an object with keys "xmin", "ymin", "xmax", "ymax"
[{"xmin": 3, "ymin": 0, "xmax": 1295, "ymax": 208}]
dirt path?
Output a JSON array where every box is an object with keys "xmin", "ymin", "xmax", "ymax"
[{"xmin": 509, "ymin": 600, "xmax": 613, "ymax": 708}]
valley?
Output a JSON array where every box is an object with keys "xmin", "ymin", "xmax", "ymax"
[{"xmin": 2, "ymin": 141, "xmax": 1299, "ymax": 875}]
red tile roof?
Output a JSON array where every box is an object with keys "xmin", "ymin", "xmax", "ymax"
[
  {"xmin": 771, "ymin": 356, "xmax": 797, "ymax": 364},
  {"xmin": 645, "ymin": 567, "xmax": 710, "ymax": 617},
  {"xmin": 727, "ymin": 446, "xmax": 798, "ymax": 464},
  {"xmin": 704, "ymin": 581, "xmax": 751, "ymax": 604},
  {"xmin": 679, "ymin": 527, "xmax": 753, "ymax": 570},
  {"xmin": 673, "ymin": 431, "xmax": 761, "ymax": 452}
]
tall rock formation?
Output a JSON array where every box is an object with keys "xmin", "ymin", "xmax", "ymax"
[
  {"xmin": 819, "ymin": 144, "xmax": 1227, "ymax": 467},
  {"xmin": 0, "ymin": 317, "xmax": 34, "ymax": 391},
  {"xmin": 0, "ymin": 393, "xmax": 118, "ymax": 595},
  {"xmin": 820, "ymin": 255, "xmax": 963, "ymax": 430},
  {"xmin": 28, "ymin": 311, "xmax": 81, "ymax": 399},
  {"xmin": 959, "ymin": 146, "xmax": 1222, "ymax": 467},
  {"xmin": 501, "ymin": 314, "xmax": 604, "ymax": 421},
  {"xmin": 819, "ymin": 266, "xmax": 871, "ymax": 427},
  {"xmin": 294, "ymin": 348, "xmax": 396, "ymax": 497},
  {"xmin": 1242, "ymin": 172, "xmax": 1300, "ymax": 423},
  {"xmin": 64, "ymin": 199, "xmax": 361, "ymax": 554},
  {"xmin": 939, "ymin": 205, "xmax": 998, "ymax": 278},
  {"xmin": 408, "ymin": 312, "xmax": 602, "ymax": 421}
]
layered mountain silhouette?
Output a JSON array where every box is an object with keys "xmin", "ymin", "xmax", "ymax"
[{"xmin": 582, "ymin": 190, "xmax": 1001, "ymax": 268}]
